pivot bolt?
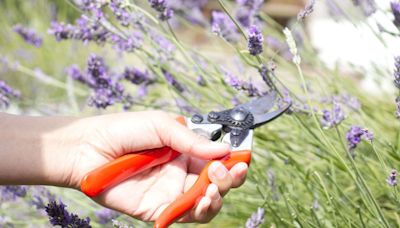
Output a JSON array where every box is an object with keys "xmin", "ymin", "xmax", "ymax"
[
  {"xmin": 191, "ymin": 114, "xmax": 203, "ymax": 123},
  {"xmin": 230, "ymin": 108, "xmax": 248, "ymax": 122},
  {"xmin": 208, "ymin": 111, "xmax": 219, "ymax": 122}
]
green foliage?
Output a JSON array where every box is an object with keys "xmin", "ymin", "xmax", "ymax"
[{"xmin": 1, "ymin": 0, "xmax": 400, "ymax": 227}]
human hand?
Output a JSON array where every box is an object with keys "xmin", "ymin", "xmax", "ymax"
[{"xmin": 62, "ymin": 111, "xmax": 249, "ymax": 223}]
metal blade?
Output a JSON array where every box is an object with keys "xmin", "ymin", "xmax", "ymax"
[
  {"xmin": 252, "ymin": 101, "xmax": 291, "ymax": 129},
  {"xmin": 237, "ymin": 91, "xmax": 277, "ymax": 114}
]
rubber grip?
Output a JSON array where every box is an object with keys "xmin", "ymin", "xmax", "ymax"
[
  {"xmin": 154, "ymin": 150, "xmax": 251, "ymax": 228},
  {"xmin": 80, "ymin": 116, "xmax": 186, "ymax": 197}
]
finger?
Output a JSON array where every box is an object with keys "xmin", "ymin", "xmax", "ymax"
[
  {"xmin": 192, "ymin": 196, "xmax": 211, "ymax": 222},
  {"xmin": 208, "ymin": 161, "xmax": 232, "ymax": 196},
  {"xmin": 187, "ymin": 157, "xmax": 207, "ymax": 174},
  {"xmin": 206, "ymin": 184, "xmax": 223, "ymax": 214},
  {"xmin": 229, "ymin": 162, "xmax": 248, "ymax": 188},
  {"xmin": 154, "ymin": 112, "xmax": 230, "ymax": 160}
]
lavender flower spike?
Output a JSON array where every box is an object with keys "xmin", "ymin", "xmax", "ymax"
[
  {"xmin": 248, "ymin": 25, "xmax": 263, "ymax": 56},
  {"xmin": 0, "ymin": 185, "xmax": 28, "ymax": 201},
  {"xmin": 321, "ymin": 102, "xmax": 345, "ymax": 128},
  {"xmin": 391, "ymin": 2, "xmax": 400, "ymax": 27},
  {"xmin": 393, "ymin": 56, "xmax": 400, "ymax": 88},
  {"xmin": 245, "ymin": 207, "xmax": 265, "ymax": 228},
  {"xmin": 13, "ymin": 24, "xmax": 43, "ymax": 47},
  {"xmin": 387, "ymin": 169, "xmax": 398, "ymax": 187},
  {"xmin": 297, "ymin": 0, "xmax": 315, "ymax": 21},
  {"xmin": 396, "ymin": 97, "xmax": 400, "ymax": 119},
  {"xmin": 95, "ymin": 208, "xmax": 119, "ymax": 224},
  {"xmin": 162, "ymin": 68, "xmax": 185, "ymax": 92},
  {"xmin": 148, "ymin": 0, "xmax": 173, "ymax": 21},
  {"xmin": 346, "ymin": 126, "xmax": 364, "ymax": 151},
  {"xmin": 0, "ymin": 80, "xmax": 20, "ymax": 109},
  {"xmin": 45, "ymin": 200, "xmax": 91, "ymax": 227},
  {"xmin": 211, "ymin": 11, "xmax": 240, "ymax": 43}
]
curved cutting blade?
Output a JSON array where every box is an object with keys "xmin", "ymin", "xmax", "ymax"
[
  {"xmin": 252, "ymin": 101, "xmax": 292, "ymax": 129},
  {"xmin": 237, "ymin": 91, "xmax": 277, "ymax": 114}
]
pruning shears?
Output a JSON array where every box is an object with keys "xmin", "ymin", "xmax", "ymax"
[{"xmin": 80, "ymin": 91, "xmax": 291, "ymax": 228}]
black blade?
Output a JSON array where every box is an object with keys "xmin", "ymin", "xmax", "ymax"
[
  {"xmin": 237, "ymin": 91, "xmax": 277, "ymax": 114},
  {"xmin": 251, "ymin": 101, "xmax": 291, "ymax": 129}
]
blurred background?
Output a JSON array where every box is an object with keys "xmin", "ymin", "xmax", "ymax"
[{"xmin": 1, "ymin": 0, "xmax": 399, "ymax": 227}]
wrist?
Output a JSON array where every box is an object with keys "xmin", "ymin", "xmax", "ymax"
[
  {"xmin": 0, "ymin": 113, "xmax": 84, "ymax": 188},
  {"xmin": 40, "ymin": 116, "xmax": 85, "ymax": 188}
]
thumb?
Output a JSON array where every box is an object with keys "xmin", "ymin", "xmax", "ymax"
[{"xmin": 156, "ymin": 115, "xmax": 230, "ymax": 160}]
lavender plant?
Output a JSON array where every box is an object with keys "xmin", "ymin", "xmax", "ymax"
[{"xmin": 1, "ymin": 0, "xmax": 400, "ymax": 227}]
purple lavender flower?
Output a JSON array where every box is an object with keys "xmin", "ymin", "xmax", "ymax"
[
  {"xmin": 95, "ymin": 208, "xmax": 119, "ymax": 224},
  {"xmin": 394, "ymin": 56, "xmax": 400, "ymax": 88},
  {"xmin": 137, "ymin": 85, "xmax": 148, "ymax": 97},
  {"xmin": 109, "ymin": 0, "xmax": 131, "ymax": 26},
  {"xmin": 387, "ymin": 169, "xmax": 398, "ymax": 187},
  {"xmin": 241, "ymin": 82, "xmax": 261, "ymax": 97},
  {"xmin": 111, "ymin": 32, "xmax": 143, "ymax": 53},
  {"xmin": 235, "ymin": 0, "xmax": 263, "ymax": 28},
  {"xmin": 345, "ymin": 125, "xmax": 374, "ymax": 156},
  {"xmin": 159, "ymin": 8, "xmax": 174, "ymax": 21},
  {"xmin": 66, "ymin": 65, "xmax": 86, "ymax": 84},
  {"xmin": 341, "ymin": 93, "xmax": 361, "ymax": 111},
  {"xmin": 321, "ymin": 102, "xmax": 345, "ymax": 128},
  {"xmin": 196, "ymin": 75, "xmax": 207, "ymax": 86},
  {"xmin": 148, "ymin": 0, "xmax": 174, "ymax": 21},
  {"xmin": 149, "ymin": 0, "xmax": 167, "ymax": 11},
  {"xmin": 0, "ymin": 186, "xmax": 28, "ymax": 201},
  {"xmin": 29, "ymin": 186, "xmax": 56, "ymax": 210},
  {"xmin": 151, "ymin": 32, "xmax": 176, "ymax": 62},
  {"xmin": 0, "ymin": 80, "xmax": 20, "ymax": 109},
  {"xmin": 248, "ymin": 25, "xmax": 263, "ymax": 55},
  {"xmin": 245, "ymin": 207, "xmax": 265, "ymax": 228},
  {"xmin": 391, "ymin": 2, "xmax": 400, "ymax": 27},
  {"xmin": 396, "ymin": 97, "xmax": 400, "ymax": 118},
  {"xmin": 297, "ymin": 0, "xmax": 315, "ymax": 21},
  {"xmin": 258, "ymin": 65, "xmax": 273, "ymax": 88},
  {"xmin": 45, "ymin": 200, "xmax": 91, "ymax": 227},
  {"xmin": 225, "ymin": 70, "xmax": 241, "ymax": 89},
  {"xmin": 123, "ymin": 67, "xmax": 152, "ymax": 85},
  {"xmin": 231, "ymin": 96, "xmax": 241, "ymax": 106},
  {"xmin": 211, "ymin": 11, "xmax": 240, "ymax": 43},
  {"xmin": 49, "ymin": 15, "xmax": 109, "ymax": 44},
  {"xmin": 79, "ymin": 0, "xmax": 104, "ymax": 12},
  {"xmin": 224, "ymin": 70, "xmax": 261, "ymax": 97},
  {"xmin": 346, "ymin": 126, "xmax": 364, "ymax": 151},
  {"xmin": 48, "ymin": 22, "xmax": 74, "ymax": 41},
  {"xmin": 13, "ymin": 24, "xmax": 43, "ymax": 47},
  {"xmin": 67, "ymin": 54, "xmax": 133, "ymax": 109},
  {"xmin": 162, "ymin": 68, "xmax": 184, "ymax": 92},
  {"xmin": 363, "ymin": 129, "xmax": 374, "ymax": 141}
]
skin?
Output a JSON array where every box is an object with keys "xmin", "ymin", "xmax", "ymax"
[{"xmin": 0, "ymin": 111, "xmax": 248, "ymax": 223}]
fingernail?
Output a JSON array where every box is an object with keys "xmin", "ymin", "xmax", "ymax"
[{"xmin": 212, "ymin": 163, "xmax": 227, "ymax": 180}]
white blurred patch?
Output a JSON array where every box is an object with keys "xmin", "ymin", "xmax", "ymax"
[{"xmin": 307, "ymin": 0, "xmax": 399, "ymax": 95}]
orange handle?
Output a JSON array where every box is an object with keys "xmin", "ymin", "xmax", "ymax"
[
  {"xmin": 80, "ymin": 116, "xmax": 186, "ymax": 197},
  {"xmin": 81, "ymin": 147, "xmax": 181, "ymax": 197},
  {"xmin": 154, "ymin": 150, "xmax": 251, "ymax": 228}
]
